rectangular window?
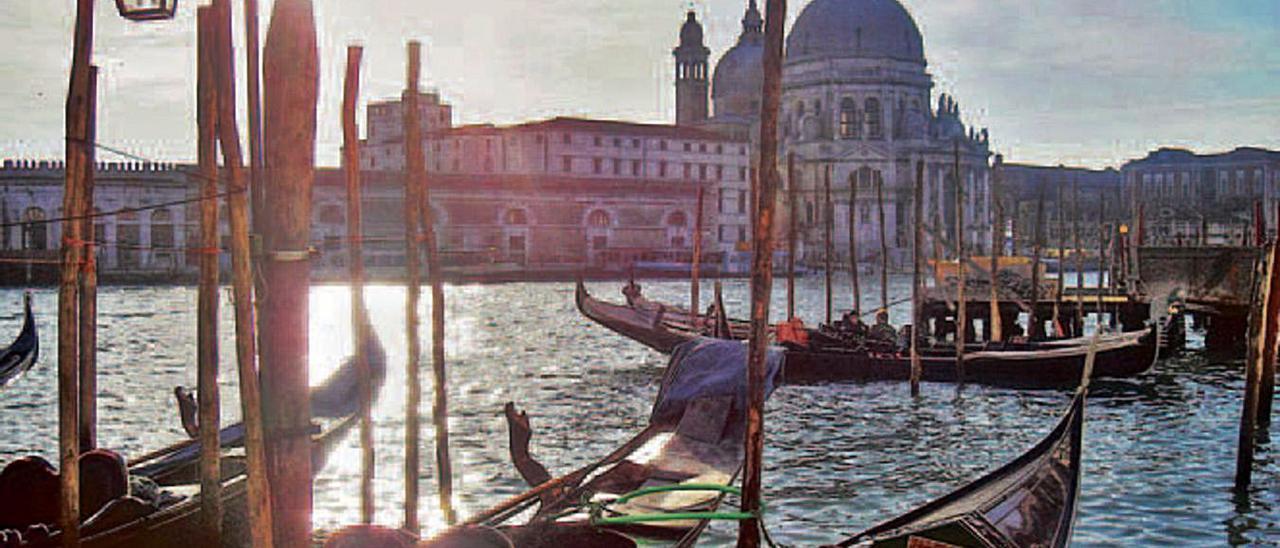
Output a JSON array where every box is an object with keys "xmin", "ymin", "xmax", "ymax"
[
  {"xmin": 631, "ymin": 160, "xmax": 641, "ymax": 176},
  {"xmin": 739, "ymin": 167, "xmax": 747, "ymax": 181},
  {"xmin": 632, "ymin": 138, "xmax": 641, "ymax": 148},
  {"xmin": 716, "ymin": 165, "xmax": 724, "ymax": 181},
  {"xmin": 738, "ymin": 190, "xmax": 747, "ymax": 214},
  {"xmin": 716, "ymin": 144, "xmax": 723, "ymax": 154},
  {"xmin": 738, "ymin": 226, "xmax": 747, "ymax": 242},
  {"xmin": 659, "ymin": 161, "xmax": 668, "ymax": 177},
  {"xmin": 699, "ymin": 164, "xmax": 707, "ymax": 180},
  {"xmin": 613, "ymin": 158, "xmax": 621, "ymax": 175},
  {"xmin": 613, "ymin": 137, "xmax": 621, "ymax": 147},
  {"xmin": 593, "ymin": 158, "xmax": 602, "ymax": 174},
  {"xmin": 594, "ymin": 136, "xmax": 602, "ymax": 146},
  {"xmin": 684, "ymin": 163, "xmax": 692, "ymax": 179},
  {"xmin": 719, "ymin": 189, "xmax": 727, "ymax": 214},
  {"xmin": 562, "ymin": 133, "xmax": 571, "ymax": 144},
  {"xmin": 660, "ymin": 140, "xmax": 668, "ymax": 151},
  {"xmin": 699, "ymin": 143, "xmax": 707, "ymax": 153},
  {"xmin": 562, "ymin": 156, "xmax": 572, "ymax": 172},
  {"xmin": 683, "ymin": 142, "xmax": 692, "ymax": 152}
]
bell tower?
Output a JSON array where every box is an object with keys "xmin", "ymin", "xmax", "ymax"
[{"xmin": 673, "ymin": 10, "xmax": 710, "ymax": 126}]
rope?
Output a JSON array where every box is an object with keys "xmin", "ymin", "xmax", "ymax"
[{"xmin": 585, "ymin": 483, "xmax": 764, "ymax": 526}]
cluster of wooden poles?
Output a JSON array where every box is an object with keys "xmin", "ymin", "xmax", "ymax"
[{"xmin": 55, "ymin": 0, "xmax": 457, "ymax": 546}]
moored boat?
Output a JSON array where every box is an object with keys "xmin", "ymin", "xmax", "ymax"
[
  {"xmin": 417, "ymin": 338, "xmax": 785, "ymax": 547},
  {"xmin": 835, "ymin": 343, "xmax": 1093, "ymax": 548},
  {"xmin": 0, "ymin": 291, "xmax": 39, "ymax": 387},
  {"xmin": 577, "ymin": 281, "xmax": 1159, "ymax": 388}
]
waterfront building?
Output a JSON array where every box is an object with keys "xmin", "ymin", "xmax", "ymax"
[
  {"xmin": 993, "ymin": 159, "xmax": 1125, "ymax": 253},
  {"xmin": 1122, "ymin": 147, "xmax": 1280, "ymax": 246}
]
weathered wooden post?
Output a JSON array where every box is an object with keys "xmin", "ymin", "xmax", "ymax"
[
  {"xmin": 78, "ymin": 65, "xmax": 99, "ymax": 453},
  {"xmin": 691, "ymin": 185, "xmax": 704, "ymax": 324},
  {"xmin": 245, "ymin": 0, "xmax": 265, "ymax": 236},
  {"xmin": 402, "ymin": 41, "xmax": 426, "ymax": 534},
  {"xmin": 212, "ymin": 2, "xmax": 274, "ymax": 544},
  {"xmin": 1053, "ymin": 185, "xmax": 1064, "ymax": 337},
  {"xmin": 787, "ymin": 153, "xmax": 797, "ymax": 320},
  {"xmin": 824, "ymin": 165, "xmax": 833, "ymax": 324},
  {"xmin": 196, "ymin": 9, "xmax": 223, "ymax": 542},
  {"xmin": 953, "ymin": 141, "xmax": 966, "ymax": 380},
  {"xmin": 1029, "ymin": 192, "xmax": 1045, "ymax": 340},
  {"xmin": 59, "ymin": 1, "xmax": 94, "ymax": 543},
  {"xmin": 342, "ymin": 44, "xmax": 376, "ymax": 525},
  {"xmin": 849, "ymin": 172, "xmax": 861, "ymax": 316},
  {"xmin": 1263, "ymin": 205, "xmax": 1280, "ymax": 426},
  {"xmin": 78, "ymin": 67, "xmax": 99, "ymax": 449},
  {"xmin": 739, "ymin": 0, "xmax": 784, "ymax": 544},
  {"xmin": 411, "ymin": 47, "xmax": 457, "ymax": 526},
  {"xmin": 877, "ymin": 171, "xmax": 889, "ymax": 313},
  {"xmin": 1073, "ymin": 180, "xmax": 1084, "ymax": 334},
  {"xmin": 261, "ymin": 0, "xmax": 318, "ymax": 543},
  {"xmin": 911, "ymin": 160, "xmax": 924, "ymax": 396},
  {"xmin": 1236, "ymin": 242, "xmax": 1275, "ymax": 492},
  {"xmin": 1097, "ymin": 199, "xmax": 1107, "ymax": 330},
  {"xmin": 989, "ymin": 175, "xmax": 1002, "ymax": 343}
]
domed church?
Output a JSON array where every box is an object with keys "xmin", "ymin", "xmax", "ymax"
[{"xmin": 676, "ymin": 0, "xmax": 993, "ymax": 266}]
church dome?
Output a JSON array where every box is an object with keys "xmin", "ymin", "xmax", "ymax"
[
  {"xmin": 711, "ymin": 2, "xmax": 765, "ymax": 120},
  {"xmin": 786, "ymin": 0, "xmax": 925, "ymax": 65}
]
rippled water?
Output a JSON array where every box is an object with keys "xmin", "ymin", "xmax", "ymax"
[{"xmin": 0, "ymin": 276, "xmax": 1277, "ymax": 546}]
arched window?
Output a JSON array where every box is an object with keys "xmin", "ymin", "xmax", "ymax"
[
  {"xmin": 151, "ymin": 209, "xmax": 174, "ymax": 251},
  {"xmin": 839, "ymin": 98, "xmax": 860, "ymax": 139},
  {"xmin": 587, "ymin": 210, "xmax": 610, "ymax": 228},
  {"xmin": 503, "ymin": 208, "xmax": 528, "ymax": 225},
  {"xmin": 865, "ymin": 97, "xmax": 883, "ymax": 140},
  {"xmin": 319, "ymin": 205, "xmax": 343, "ymax": 224},
  {"xmin": 21, "ymin": 207, "xmax": 46, "ymax": 251},
  {"xmin": 667, "ymin": 211, "xmax": 687, "ymax": 227}
]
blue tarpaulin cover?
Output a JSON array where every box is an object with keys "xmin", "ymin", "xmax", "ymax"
[{"xmin": 650, "ymin": 337, "xmax": 785, "ymax": 426}]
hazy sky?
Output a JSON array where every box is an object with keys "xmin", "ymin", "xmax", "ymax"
[{"xmin": 1, "ymin": 0, "xmax": 1277, "ymax": 169}]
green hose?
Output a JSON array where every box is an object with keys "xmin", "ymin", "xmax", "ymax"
[{"xmin": 588, "ymin": 483, "xmax": 764, "ymax": 526}]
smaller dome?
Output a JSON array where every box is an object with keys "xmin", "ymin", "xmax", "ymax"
[
  {"xmin": 679, "ymin": 11, "xmax": 704, "ymax": 47},
  {"xmin": 711, "ymin": 2, "xmax": 766, "ymax": 120}
]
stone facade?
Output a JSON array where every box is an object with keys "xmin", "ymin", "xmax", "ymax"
[
  {"xmin": 993, "ymin": 159, "xmax": 1125, "ymax": 252},
  {"xmin": 1122, "ymin": 147, "xmax": 1280, "ymax": 246}
]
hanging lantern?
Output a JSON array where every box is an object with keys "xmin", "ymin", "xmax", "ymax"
[{"xmin": 115, "ymin": 0, "xmax": 177, "ymax": 21}]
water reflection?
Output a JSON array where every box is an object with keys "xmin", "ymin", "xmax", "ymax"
[{"xmin": 0, "ymin": 277, "xmax": 1276, "ymax": 545}]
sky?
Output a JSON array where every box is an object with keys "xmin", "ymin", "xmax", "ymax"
[{"xmin": 0, "ymin": 0, "xmax": 1277, "ymax": 169}]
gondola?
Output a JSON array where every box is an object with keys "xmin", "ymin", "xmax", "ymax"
[
  {"xmin": 0, "ymin": 291, "xmax": 39, "ymax": 387},
  {"xmin": 835, "ymin": 343, "xmax": 1092, "ymax": 548},
  {"xmin": 2, "ymin": 326, "xmax": 383, "ymax": 547},
  {"xmin": 133, "ymin": 323, "xmax": 386, "ymax": 485},
  {"xmin": 417, "ymin": 338, "xmax": 785, "ymax": 548},
  {"xmin": 577, "ymin": 281, "xmax": 1159, "ymax": 388}
]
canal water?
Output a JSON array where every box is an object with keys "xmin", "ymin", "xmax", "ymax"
[{"xmin": 0, "ymin": 277, "xmax": 1275, "ymax": 546}]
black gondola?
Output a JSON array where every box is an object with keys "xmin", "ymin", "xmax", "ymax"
[
  {"xmin": 835, "ymin": 345, "xmax": 1092, "ymax": 548},
  {"xmin": 418, "ymin": 338, "xmax": 785, "ymax": 548},
  {"xmin": 0, "ymin": 291, "xmax": 39, "ymax": 387},
  {"xmin": 576, "ymin": 281, "xmax": 1158, "ymax": 388}
]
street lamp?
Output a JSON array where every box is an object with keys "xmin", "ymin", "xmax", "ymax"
[{"xmin": 115, "ymin": 0, "xmax": 178, "ymax": 21}]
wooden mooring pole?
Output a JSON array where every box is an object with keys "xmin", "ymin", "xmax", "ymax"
[
  {"xmin": 59, "ymin": 1, "xmax": 94, "ymax": 543},
  {"xmin": 691, "ymin": 185, "xmax": 704, "ymax": 325},
  {"xmin": 989, "ymin": 178, "xmax": 1002, "ymax": 343},
  {"xmin": 877, "ymin": 171, "xmax": 889, "ymax": 313},
  {"xmin": 402, "ymin": 41, "xmax": 426, "ymax": 534},
  {"xmin": 213, "ymin": 1, "xmax": 274, "ymax": 544},
  {"xmin": 953, "ymin": 141, "xmax": 966, "ymax": 381},
  {"xmin": 1097, "ymin": 199, "xmax": 1107, "ymax": 331},
  {"xmin": 1236, "ymin": 242, "xmax": 1276, "ymax": 492},
  {"xmin": 412, "ymin": 47, "xmax": 458, "ymax": 527},
  {"xmin": 1053, "ymin": 185, "xmax": 1064, "ymax": 337},
  {"xmin": 787, "ymin": 153, "xmax": 797, "ymax": 320},
  {"xmin": 1029, "ymin": 192, "xmax": 1045, "ymax": 340},
  {"xmin": 824, "ymin": 165, "xmax": 833, "ymax": 324},
  {"xmin": 196, "ymin": 9, "xmax": 223, "ymax": 542},
  {"xmin": 261, "ymin": 0, "xmax": 318, "ymax": 543},
  {"xmin": 739, "ymin": 0, "xmax": 784, "ymax": 544},
  {"xmin": 342, "ymin": 44, "xmax": 376, "ymax": 525},
  {"xmin": 849, "ymin": 171, "xmax": 861, "ymax": 316},
  {"xmin": 911, "ymin": 160, "xmax": 924, "ymax": 396},
  {"xmin": 78, "ymin": 65, "xmax": 99, "ymax": 453},
  {"xmin": 1262, "ymin": 201, "xmax": 1280, "ymax": 426},
  {"xmin": 1073, "ymin": 180, "xmax": 1084, "ymax": 333}
]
